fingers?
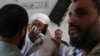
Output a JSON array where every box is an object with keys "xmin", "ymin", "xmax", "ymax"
[
  {"xmin": 31, "ymin": 26, "xmax": 37, "ymax": 32},
  {"xmin": 30, "ymin": 26, "xmax": 41, "ymax": 36},
  {"xmin": 29, "ymin": 26, "xmax": 42, "ymax": 42}
]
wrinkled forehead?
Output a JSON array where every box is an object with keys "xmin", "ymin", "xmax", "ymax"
[
  {"xmin": 69, "ymin": 0, "xmax": 96, "ymax": 12},
  {"xmin": 72, "ymin": 0, "xmax": 94, "ymax": 6},
  {"xmin": 32, "ymin": 19, "xmax": 44, "ymax": 24},
  {"xmin": 55, "ymin": 29, "xmax": 62, "ymax": 34},
  {"xmin": 72, "ymin": 0, "xmax": 93, "ymax": 2},
  {"xmin": 71, "ymin": 0, "xmax": 94, "ymax": 6}
]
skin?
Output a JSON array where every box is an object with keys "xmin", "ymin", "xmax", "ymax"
[
  {"xmin": 55, "ymin": 29, "xmax": 62, "ymax": 41},
  {"xmin": 54, "ymin": 29, "xmax": 63, "ymax": 46},
  {"xmin": 18, "ymin": 27, "xmax": 27, "ymax": 50},
  {"xmin": 68, "ymin": 0, "xmax": 100, "ymax": 54},
  {"xmin": 0, "ymin": 27, "xmax": 27, "ymax": 47}
]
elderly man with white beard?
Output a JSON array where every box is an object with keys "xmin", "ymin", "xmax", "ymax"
[{"xmin": 21, "ymin": 13, "xmax": 59, "ymax": 56}]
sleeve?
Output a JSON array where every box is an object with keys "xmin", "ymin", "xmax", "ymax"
[{"xmin": 21, "ymin": 32, "xmax": 34, "ymax": 56}]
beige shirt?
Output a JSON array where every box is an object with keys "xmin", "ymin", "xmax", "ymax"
[{"xmin": 0, "ymin": 41, "xmax": 22, "ymax": 56}]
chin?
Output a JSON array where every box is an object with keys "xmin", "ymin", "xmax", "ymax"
[{"xmin": 70, "ymin": 34, "xmax": 83, "ymax": 48}]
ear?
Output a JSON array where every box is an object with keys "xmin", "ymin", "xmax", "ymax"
[
  {"xmin": 27, "ymin": 24, "xmax": 31, "ymax": 32},
  {"xmin": 10, "ymin": 27, "xmax": 27, "ymax": 46},
  {"xmin": 19, "ymin": 27, "xmax": 27, "ymax": 38}
]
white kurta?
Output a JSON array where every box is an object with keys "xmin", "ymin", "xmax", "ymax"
[
  {"xmin": 21, "ymin": 32, "xmax": 34, "ymax": 56},
  {"xmin": 21, "ymin": 32, "xmax": 58, "ymax": 56},
  {"xmin": 59, "ymin": 43, "xmax": 70, "ymax": 56}
]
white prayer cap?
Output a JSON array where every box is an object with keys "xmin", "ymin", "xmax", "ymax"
[{"xmin": 30, "ymin": 13, "xmax": 50, "ymax": 25}]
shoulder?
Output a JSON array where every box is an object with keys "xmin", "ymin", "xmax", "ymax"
[
  {"xmin": 88, "ymin": 43, "xmax": 100, "ymax": 56},
  {"xmin": 61, "ymin": 40, "xmax": 69, "ymax": 46}
]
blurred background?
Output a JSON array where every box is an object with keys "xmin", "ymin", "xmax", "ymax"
[{"xmin": 0, "ymin": 0, "xmax": 71, "ymax": 44}]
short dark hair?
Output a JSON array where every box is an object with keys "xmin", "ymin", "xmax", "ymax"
[
  {"xmin": 71, "ymin": 0, "xmax": 77, "ymax": 2},
  {"xmin": 93, "ymin": 0, "xmax": 100, "ymax": 13},
  {"xmin": 55, "ymin": 29, "xmax": 63, "ymax": 34},
  {"xmin": 72, "ymin": 0, "xmax": 100, "ymax": 13},
  {"xmin": 0, "ymin": 4, "xmax": 28, "ymax": 38}
]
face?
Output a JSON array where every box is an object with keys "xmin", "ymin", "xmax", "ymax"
[
  {"xmin": 68, "ymin": 0, "xmax": 100, "ymax": 48},
  {"xmin": 32, "ymin": 20, "xmax": 46, "ymax": 32},
  {"xmin": 18, "ymin": 27, "xmax": 27, "ymax": 50},
  {"xmin": 18, "ymin": 34, "xmax": 26, "ymax": 50},
  {"xmin": 55, "ymin": 29, "xmax": 62, "ymax": 40}
]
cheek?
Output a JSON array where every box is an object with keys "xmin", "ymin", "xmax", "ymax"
[
  {"xmin": 79, "ymin": 15, "xmax": 97, "ymax": 30},
  {"xmin": 39, "ymin": 26, "xmax": 45, "ymax": 31}
]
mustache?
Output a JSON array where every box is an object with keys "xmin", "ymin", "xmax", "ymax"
[{"xmin": 69, "ymin": 24, "xmax": 82, "ymax": 31}]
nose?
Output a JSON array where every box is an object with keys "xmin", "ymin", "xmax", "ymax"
[{"xmin": 67, "ymin": 15, "xmax": 78, "ymax": 25}]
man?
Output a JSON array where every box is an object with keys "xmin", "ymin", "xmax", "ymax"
[
  {"xmin": 21, "ymin": 13, "xmax": 58, "ymax": 56},
  {"xmin": 68, "ymin": 0, "xmax": 100, "ymax": 56},
  {"xmin": 54, "ymin": 29, "xmax": 63, "ymax": 46},
  {"xmin": 0, "ymin": 4, "xmax": 28, "ymax": 56},
  {"xmin": 53, "ymin": 29, "xmax": 69, "ymax": 56}
]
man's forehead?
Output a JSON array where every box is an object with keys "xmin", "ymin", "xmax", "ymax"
[
  {"xmin": 72, "ymin": 0, "xmax": 93, "ymax": 2},
  {"xmin": 55, "ymin": 29, "xmax": 62, "ymax": 33},
  {"xmin": 70, "ymin": 0, "xmax": 95, "ymax": 10},
  {"xmin": 71, "ymin": 0, "xmax": 77, "ymax": 2},
  {"xmin": 32, "ymin": 20, "xmax": 43, "ymax": 24}
]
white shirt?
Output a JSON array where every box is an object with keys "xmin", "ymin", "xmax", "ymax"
[
  {"xmin": 21, "ymin": 32, "xmax": 44, "ymax": 56},
  {"xmin": 59, "ymin": 43, "xmax": 70, "ymax": 56}
]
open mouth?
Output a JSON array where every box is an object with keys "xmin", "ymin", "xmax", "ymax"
[
  {"xmin": 69, "ymin": 27, "xmax": 79, "ymax": 33},
  {"xmin": 69, "ymin": 26, "xmax": 81, "ymax": 38}
]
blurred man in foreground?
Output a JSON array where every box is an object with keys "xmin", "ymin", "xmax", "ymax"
[{"xmin": 0, "ymin": 4, "xmax": 28, "ymax": 56}]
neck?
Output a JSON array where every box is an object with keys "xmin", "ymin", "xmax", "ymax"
[
  {"xmin": 82, "ymin": 49, "xmax": 88, "ymax": 56},
  {"xmin": 0, "ymin": 36, "xmax": 19, "ymax": 46},
  {"xmin": 0, "ymin": 36, "xmax": 10, "ymax": 42}
]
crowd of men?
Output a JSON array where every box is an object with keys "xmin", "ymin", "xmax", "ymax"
[{"xmin": 0, "ymin": 0, "xmax": 100, "ymax": 56}]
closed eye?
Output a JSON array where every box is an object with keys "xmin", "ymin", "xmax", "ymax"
[
  {"xmin": 75, "ymin": 8, "xmax": 87, "ymax": 17},
  {"xmin": 69, "ymin": 12, "xmax": 72, "ymax": 17}
]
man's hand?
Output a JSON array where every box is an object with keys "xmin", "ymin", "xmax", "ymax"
[{"xmin": 29, "ymin": 26, "xmax": 41, "ymax": 43}]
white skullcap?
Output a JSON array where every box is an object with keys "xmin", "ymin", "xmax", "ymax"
[{"xmin": 30, "ymin": 13, "xmax": 50, "ymax": 25}]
